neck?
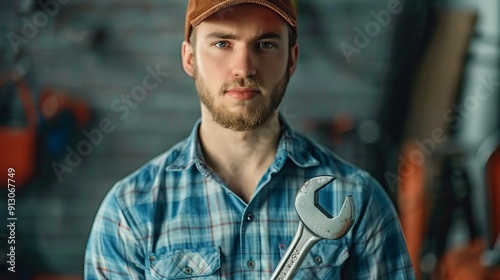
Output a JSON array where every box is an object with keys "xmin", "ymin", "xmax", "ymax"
[
  {"xmin": 199, "ymin": 110, "xmax": 281, "ymax": 170},
  {"xmin": 198, "ymin": 109, "xmax": 281, "ymax": 201}
]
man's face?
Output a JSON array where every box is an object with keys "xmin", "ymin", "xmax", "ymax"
[{"xmin": 182, "ymin": 4, "xmax": 298, "ymax": 131}]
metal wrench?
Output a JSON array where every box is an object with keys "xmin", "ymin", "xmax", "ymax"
[{"xmin": 270, "ymin": 175, "xmax": 355, "ymax": 280}]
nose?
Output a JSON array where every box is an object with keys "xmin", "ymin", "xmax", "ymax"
[{"xmin": 231, "ymin": 46, "xmax": 257, "ymax": 78}]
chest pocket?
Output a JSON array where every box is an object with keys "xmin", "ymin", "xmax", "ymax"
[
  {"xmin": 280, "ymin": 240, "xmax": 349, "ymax": 280},
  {"xmin": 150, "ymin": 247, "xmax": 221, "ymax": 279}
]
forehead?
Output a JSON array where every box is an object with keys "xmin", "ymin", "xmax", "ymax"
[{"xmin": 196, "ymin": 4, "xmax": 289, "ymax": 37}]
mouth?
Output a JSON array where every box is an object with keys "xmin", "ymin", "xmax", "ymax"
[{"xmin": 225, "ymin": 87, "xmax": 260, "ymax": 101}]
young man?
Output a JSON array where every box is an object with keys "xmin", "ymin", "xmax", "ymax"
[{"xmin": 84, "ymin": 0, "xmax": 415, "ymax": 279}]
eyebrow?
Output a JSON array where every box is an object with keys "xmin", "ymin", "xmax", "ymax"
[{"xmin": 205, "ymin": 32, "xmax": 284, "ymax": 41}]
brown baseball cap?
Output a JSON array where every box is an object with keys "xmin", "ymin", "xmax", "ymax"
[{"xmin": 185, "ymin": 0, "xmax": 297, "ymax": 42}]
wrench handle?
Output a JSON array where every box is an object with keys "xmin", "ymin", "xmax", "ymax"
[{"xmin": 270, "ymin": 222, "xmax": 322, "ymax": 280}]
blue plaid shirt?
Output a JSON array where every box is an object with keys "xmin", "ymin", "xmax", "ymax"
[{"xmin": 85, "ymin": 116, "xmax": 415, "ymax": 279}]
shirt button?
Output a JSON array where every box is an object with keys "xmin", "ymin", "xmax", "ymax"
[
  {"xmin": 246, "ymin": 213, "xmax": 254, "ymax": 221},
  {"xmin": 184, "ymin": 266, "xmax": 193, "ymax": 275},
  {"xmin": 247, "ymin": 260, "xmax": 256, "ymax": 269},
  {"xmin": 314, "ymin": 256, "xmax": 323, "ymax": 264}
]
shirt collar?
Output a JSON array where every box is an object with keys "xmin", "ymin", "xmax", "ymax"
[
  {"xmin": 277, "ymin": 115, "xmax": 320, "ymax": 168},
  {"xmin": 166, "ymin": 114, "xmax": 320, "ymax": 172}
]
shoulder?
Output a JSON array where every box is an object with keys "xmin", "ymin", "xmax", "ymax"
[
  {"xmin": 293, "ymin": 130, "xmax": 372, "ymax": 184},
  {"xmin": 291, "ymin": 130, "xmax": 391, "ymax": 208},
  {"xmin": 103, "ymin": 137, "xmax": 191, "ymax": 212}
]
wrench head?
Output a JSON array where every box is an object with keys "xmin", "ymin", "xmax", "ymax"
[{"xmin": 295, "ymin": 176, "xmax": 355, "ymax": 240}]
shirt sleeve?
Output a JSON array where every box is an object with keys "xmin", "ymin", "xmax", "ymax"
[
  {"xmin": 342, "ymin": 174, "xmax": 416, "ymax": 279},
  {"xmin": 84, "ymin": 186, "xmax": 146, "ymax": 279}
]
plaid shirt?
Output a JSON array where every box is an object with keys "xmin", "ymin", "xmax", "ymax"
[{"xmin": 84, "ymin": 116, "xmax": 415, "ymax": 279}]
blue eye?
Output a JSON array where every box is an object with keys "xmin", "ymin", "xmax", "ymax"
[
  {"xmin": 214, "ymin": 41, "xmax": 228, "ymax": 48},
  {"xmin": 259, "ymin": 42, "xmax": 277, "ymax": 49}
]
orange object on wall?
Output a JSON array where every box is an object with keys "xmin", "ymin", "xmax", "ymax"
[
  {"xmin": 398, "ymin": 142, "xmax": 429, "ymax": 279},
  {"xmin": 39, "ymin": 87, "xmax": 91, "ymax": 128},
  {"xmin": 486, "ymin": 146, "xmax": 500, "ymax": 243},
  {"xmin": 439, "ymin": 239, "xmax": 500, "ymax": 280},
  {"xmin": 0, "ymin": 72, "xmax": 37, "ymax": 188}
]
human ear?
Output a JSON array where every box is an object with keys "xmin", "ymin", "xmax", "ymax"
[
  {"xmin": 181, "ymin": 41, "xmax": 195, "ymax": 77},
  {"xmin": 288, "ymin": 44, "xmax": 299, "ymax": 77}
]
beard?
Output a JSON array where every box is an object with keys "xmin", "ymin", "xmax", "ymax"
[{"xmin": 194, "ymin": 62, "xmax": 290, "ymax": 132}]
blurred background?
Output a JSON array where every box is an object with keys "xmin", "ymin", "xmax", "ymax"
[{"xmin": 0, "ymin": 0, "xmax": 499, "ymax": 279}]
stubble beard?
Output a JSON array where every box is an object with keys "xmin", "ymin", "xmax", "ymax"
[{"xmin": 194, "ymin": 60, "xmax": 289, "ymax": 132}]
